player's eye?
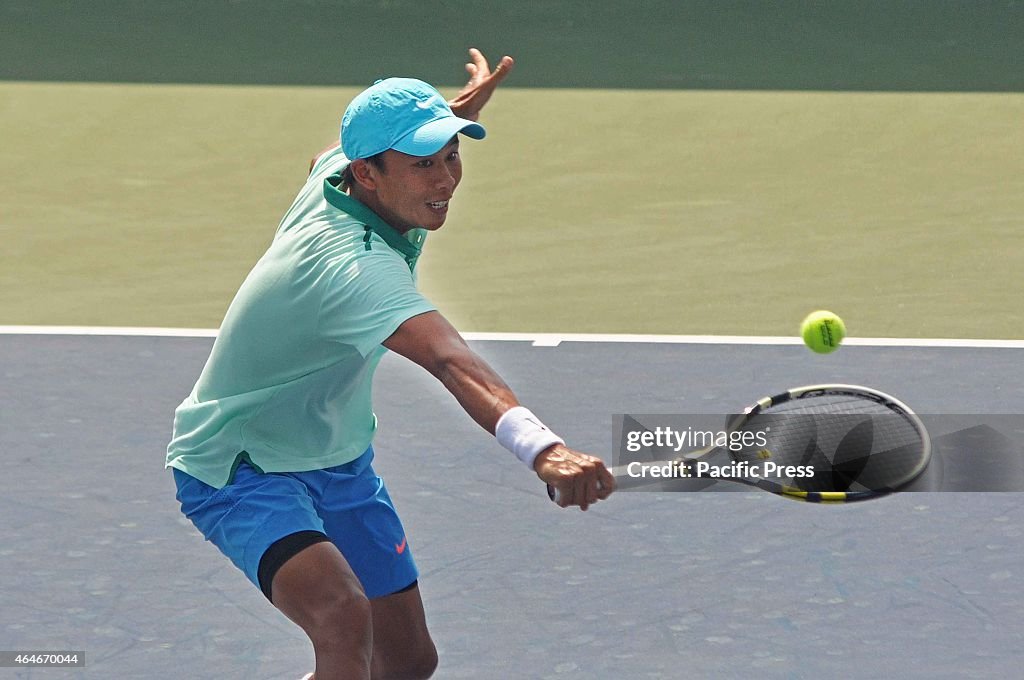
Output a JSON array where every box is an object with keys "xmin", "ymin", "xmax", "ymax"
[{"xmin": 415, "ymin": 159, "xmax": 433, "ymax": 168}]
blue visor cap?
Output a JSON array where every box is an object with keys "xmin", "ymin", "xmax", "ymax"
[{"xmin": 341, "ymin": 78, "xmax": 486, "ymax": 160}]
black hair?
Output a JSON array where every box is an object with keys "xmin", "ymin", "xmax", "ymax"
[{"xmin": 341, "ymin": 152, "xmax": 386, "ymax": 190}]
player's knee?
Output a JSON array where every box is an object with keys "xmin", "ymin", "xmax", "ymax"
[
  {"xmin": 305, "ymin": 588, "xmax": 373, "ymax": 649},
  {"xmin": 410, "ymin": 639, "xmax": 439, "ymax": 679},
  {"xmin": 380, "ymin": 640, "xmax": 438, "ymax": 680}
]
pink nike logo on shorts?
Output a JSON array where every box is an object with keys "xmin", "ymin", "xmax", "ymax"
[{"xmin": 395, "ymin": 537, "xmax": 407, "ymax": 554}]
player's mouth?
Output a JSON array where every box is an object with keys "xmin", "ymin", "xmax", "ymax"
[{"xmin": 427, "ymin": 200, "xmax": 449, "ymax": 211}]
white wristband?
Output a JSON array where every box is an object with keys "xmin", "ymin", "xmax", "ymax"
[{"xmin": 495, "ymin": 406, "xmax": 565, "ymax": 469}]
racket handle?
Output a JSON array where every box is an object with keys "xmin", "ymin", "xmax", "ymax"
[{"xmin": 547, "ymin": 481, "xmax": 604, "ymax": 504}]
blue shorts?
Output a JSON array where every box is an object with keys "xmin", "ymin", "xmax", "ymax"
[{"xmin": 173, "ymin": 447, "xmax": 418, "ymax": 600}]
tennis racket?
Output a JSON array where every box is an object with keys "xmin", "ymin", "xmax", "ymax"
[{"xmin": 549, "ymin": 384, "xmax": 931, "ymax": 504}]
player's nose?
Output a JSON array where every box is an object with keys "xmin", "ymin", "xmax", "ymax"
[{"xmin": 435, "ymin": 166, "xmax": 457, "ymax": 193}]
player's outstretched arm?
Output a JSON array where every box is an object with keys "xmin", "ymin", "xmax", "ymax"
[{"xmin": 383, "ymin": 311, "xmax": 614, "ymax": 510}]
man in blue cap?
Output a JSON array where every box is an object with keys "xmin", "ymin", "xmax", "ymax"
[{"xmin": 167, "ymin": 49, "xmax": 614, "ymax": 679}]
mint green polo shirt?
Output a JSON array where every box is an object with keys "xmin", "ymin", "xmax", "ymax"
[{"xmin": 166, "ymin": 147, "xmax": 436, "ymax": 488}]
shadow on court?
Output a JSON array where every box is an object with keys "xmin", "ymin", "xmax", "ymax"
[{"xmin": 1, "ymin": 333, "xmax": 1023, "ymax": 678}]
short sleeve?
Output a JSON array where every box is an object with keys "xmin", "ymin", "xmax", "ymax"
[{"xmin": 317, "ymin": 247, "xmax": 437, "ymax": 357}]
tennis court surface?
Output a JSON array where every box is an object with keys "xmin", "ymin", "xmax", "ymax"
[{"xmin": 2, "ymin": 330, "xmax": 1022, "ymax": 679}]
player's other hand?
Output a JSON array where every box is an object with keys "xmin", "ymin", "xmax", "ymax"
[
  {"xmin": 535, "ymin": 445, "xmax": 615, "ymax": 511},
  {"xmin": 447, "ymin": 48, "xmax": 514, "ymax": 122}
]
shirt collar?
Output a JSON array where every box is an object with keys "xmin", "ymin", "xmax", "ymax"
[{"xmin": 323, "ymin": 172, "xmax": 426, "ymax": 268}]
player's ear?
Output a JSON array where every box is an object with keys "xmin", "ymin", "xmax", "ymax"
[{"xmin": 349, "ymin": 158, "xmax": 379, "ymax": 191}]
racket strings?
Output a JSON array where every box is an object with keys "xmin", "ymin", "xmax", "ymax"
[{"xmin": 732, "ymin": 395, "xmax": 927, "ymax": 492}]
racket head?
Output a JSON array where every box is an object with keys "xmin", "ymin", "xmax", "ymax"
[{"xmin": 724, "ymin": 384, "xmax": 932, "ymax": 502}]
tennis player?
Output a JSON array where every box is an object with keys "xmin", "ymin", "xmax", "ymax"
[{"xmin": 166, "ymin": 49, "xmax": 615, "ymax": 680}]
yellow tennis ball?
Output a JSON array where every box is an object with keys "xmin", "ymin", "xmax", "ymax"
[{"xmin": 801, "ymin": 310, "xmax": 846, "ymax": 354}]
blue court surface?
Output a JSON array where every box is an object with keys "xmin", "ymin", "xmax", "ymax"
[{"xmin": 2, "ymin": 331, "xmax": 1023, "ymax": 679}]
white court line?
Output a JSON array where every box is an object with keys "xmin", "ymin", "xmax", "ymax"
[
  {"xmin": 0, "ymin": 325, "xmax": 219, "ymax": 338},
  {"xmin": 1, "ymin": 325, "xmax": 1023, "ymax": 349}
]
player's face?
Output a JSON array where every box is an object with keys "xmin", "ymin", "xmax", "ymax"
[{"xmin": 369, "ymin": 138, "xmax": 463, "ymax": 233}]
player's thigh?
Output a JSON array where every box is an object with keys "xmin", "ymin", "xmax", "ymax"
[{"xmin": 270, "ymin": 540, "xmax": 373, "ymax": 639}]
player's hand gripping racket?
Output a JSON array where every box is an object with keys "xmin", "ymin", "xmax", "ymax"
[{"xmin": 548, "ymin": 384, "xmax": 931, "ymax": 504}]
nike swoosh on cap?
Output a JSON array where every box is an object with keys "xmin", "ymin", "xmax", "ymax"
[{"xmin": 415, "ymin": 97, "xmax": 441, "ymax": 110}]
